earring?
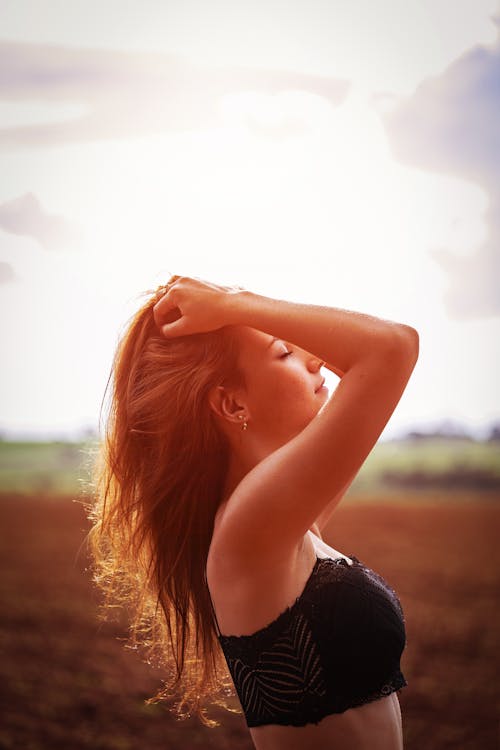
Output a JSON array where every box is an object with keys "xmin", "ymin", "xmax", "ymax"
[{"xmin": 238, "ymin": 415, "xmax": 248, "ymax": 431}]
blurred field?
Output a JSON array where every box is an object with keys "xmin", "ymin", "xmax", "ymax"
[
  {"xmin": 1, "ymin": 490, "xmax": 499, "ymax": 749},
  {"xmin": 1, "ymin": 437, "xmax": 499, "ymax": 496},
  {"xmin": 0, "ymin": 440, "xmax": 98, "ymax": 496}
]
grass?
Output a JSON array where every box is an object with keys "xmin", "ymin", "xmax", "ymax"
[
  {"xmin": 2, "ymin": 437, "xmax": 499, "ymax": 497},
  {"xmin": 0, "ymin": 440, "xmax": 98, "ymax": 495},
  {"xmin": 351, "ymin": 437, "xmax": 500, "ymax": 493}
]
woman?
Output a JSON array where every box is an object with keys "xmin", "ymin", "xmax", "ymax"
[{"xmin": 89, "ymin": 274, "xmax": 418, "ymax": 749}]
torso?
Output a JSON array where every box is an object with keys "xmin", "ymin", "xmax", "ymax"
[
  {"xmin": 206, "ymin": 526, "xmax": 404, "ymax": 750},
  {"xmin": 248, "ymin": 692, "xmax": 403, "ymax": 750}
]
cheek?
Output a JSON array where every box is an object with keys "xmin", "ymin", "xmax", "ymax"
[{"xmin": 253, "ymin": 369, "xmax": 312, "ymax": 418}]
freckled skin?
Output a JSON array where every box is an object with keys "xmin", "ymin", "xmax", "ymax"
[{"xmin": 234, "ymin": 326, "xmax": 328, "ymax": 447}]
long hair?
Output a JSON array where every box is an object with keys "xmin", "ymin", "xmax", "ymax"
[{"xmin": 86, "ymin": 286, "xmax": 245, "ymax": 725}]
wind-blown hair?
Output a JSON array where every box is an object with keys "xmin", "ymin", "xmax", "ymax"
[{"xmin": 87, "ymin": 287, "xmax": 245, "ymax": 725}]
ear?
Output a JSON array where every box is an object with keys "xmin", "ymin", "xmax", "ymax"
[{"xmin": 208, "ymin": 385, "xmax": 247, "ymax": 426}]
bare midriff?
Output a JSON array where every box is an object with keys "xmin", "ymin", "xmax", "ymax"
[{"xmin": 249, "ymin": 691, "xmax": 404, "ymax": 750}]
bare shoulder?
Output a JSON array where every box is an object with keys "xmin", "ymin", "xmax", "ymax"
[
  {"xmin": 206, "ymin": 509, "xmax": 315, "ymax": 635},
  {"xmin": 208, "ymin": 498, "xmax": 312, "ymax": 577},
  {"xmin": 207, "ymin": 504, "xmax": 299, "ymax": 584}
]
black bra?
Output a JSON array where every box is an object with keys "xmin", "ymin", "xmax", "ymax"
[{"xmin": 207, "ymin": 554, "xmax": 407, "ymax": 727}]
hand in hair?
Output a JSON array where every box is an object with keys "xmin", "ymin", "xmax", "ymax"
[{"xmin": 153, "ymin": 276, "xmax": 245, "ymax": 337}]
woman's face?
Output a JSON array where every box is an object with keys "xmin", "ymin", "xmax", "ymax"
[{"xmin": 234, "ymin": 326, "xmax": 329, "ymax": 444}]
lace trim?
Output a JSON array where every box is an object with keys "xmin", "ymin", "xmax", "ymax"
[
  {"xmin": 218, "ymin": 555, "xmax": 359, "ymax": 649},
  {"xmin": 245, "ymin": 670, "xmax": 408, "ymax": 727}
]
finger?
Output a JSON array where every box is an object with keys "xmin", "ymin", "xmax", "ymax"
[
  {"xmin": 161, "ymin": 315, "xmax": 190, "ymax": 338},
  {"xmin": 153, "ymin": 291, "xmax": 177, "ymax": 327},
  {"xmin": 153, "ymin": 275, "xmax": 181, "ymax": 305},
  {"xmin": 167, "ymin": 274, "xmax": 182, "ymax": 286}
]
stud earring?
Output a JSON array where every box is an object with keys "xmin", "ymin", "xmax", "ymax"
[{"xmin": 238, "ymin": 415, "xmax": 248, "ymax": 431}]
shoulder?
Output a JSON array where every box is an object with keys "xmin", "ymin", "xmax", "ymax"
[
  {"xmin": 206, "ymin": 525, "xmax": 316, "ymax": 635},
  {"xmin": 207, "ymin": 508, "xmax": 316, "ymax": 595},
  {"xmin": 209, "ymin": 502, "xmax": 318, "ymax": 574}
]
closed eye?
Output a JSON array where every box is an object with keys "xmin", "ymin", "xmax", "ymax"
[{"xmin": 279, "ymin": 350, "xmax": 293, "ymax": 358}]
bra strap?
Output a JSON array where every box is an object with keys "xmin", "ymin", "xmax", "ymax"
[{"xmin": 204, "ymin": 570, "xmax": 222, "ymax": 637}]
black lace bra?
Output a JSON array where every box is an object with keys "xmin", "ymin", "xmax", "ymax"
[{"xmin": 207, "ymin": 554, "xmax": 407, "ymax": 728}]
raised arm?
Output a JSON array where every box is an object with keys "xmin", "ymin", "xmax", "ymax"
[
  {"xmin": 227, "ymin": 288, "xmax": 417, "ymax": 375},
  {"xmin": 155, "ymin": 279, "xmax": 417, "ymax": 376},
  {"xmin": 154, "ymin": 277, "xmax": 419, "ymax": 561}
]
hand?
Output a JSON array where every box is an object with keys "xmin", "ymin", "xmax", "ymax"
[{"xmin": 152, "ymin": 275, "xmax": 245, "ymax": 337}]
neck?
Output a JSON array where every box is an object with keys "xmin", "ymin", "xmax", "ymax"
[{"xmin": 221, "ymin": 432, "xmax": 277, "ymax": 504}]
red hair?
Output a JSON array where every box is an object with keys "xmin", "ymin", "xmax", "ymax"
[{"xmin": 87, "ymin": 286, "xmax": 245, "ymax": 724}]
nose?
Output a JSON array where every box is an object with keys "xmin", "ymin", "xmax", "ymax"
[{"xmin": 307, "ymin": 356, "xmax": 324, "ymax": 373}]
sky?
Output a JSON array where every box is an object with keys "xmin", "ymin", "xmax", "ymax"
[{"xmin": 0, "ymin": 0, "xmax": 499, "ymax": 441}]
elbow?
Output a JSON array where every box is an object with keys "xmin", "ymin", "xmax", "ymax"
[
  {"xmin": 378, "ymin": 324, "xmax": 419, "ymax": 370},
  {"xmin": 402, "ymin": 324, "xmax": 419, "ymax": 361},
  {"xmin": 392, "ymin": 324, "xmax": 419, "ymax": 368}
]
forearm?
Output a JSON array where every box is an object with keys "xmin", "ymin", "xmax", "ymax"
[{"xmin": 227, "ymin": 290, "xmax": 418, "ymax": 373}]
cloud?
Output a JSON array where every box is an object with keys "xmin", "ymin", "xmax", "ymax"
[
  {"xmin": 380, "ymin": 30, "xmax": 500, "ymax": 318},
  {"xmin": 0, "ymin": 40, "xmax": 349, "ymax": 149},
  {"xmin": 0, "ymin": 261, "xmax": 15, "ymax": 283},
  {"xmin": 432, "ymin": 234, "xmax": 500, "ymax": 318},
  {"xmin": 0, "ymin": 193, "xmax": 83, "ymax": 251}
]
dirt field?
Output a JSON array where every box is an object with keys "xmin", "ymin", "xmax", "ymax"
[{"xmin": 0, "ymin": 492, "xmax": 498, "ymax": 750}]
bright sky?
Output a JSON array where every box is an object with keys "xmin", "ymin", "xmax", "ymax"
[{"xmin": 0, "ymin": 0, "xmax": 499, "ymax": 440}]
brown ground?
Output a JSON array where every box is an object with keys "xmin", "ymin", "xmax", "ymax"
[{"xmin": 0, "ymin": 492, "xmax": 498, "ymax": 750}]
